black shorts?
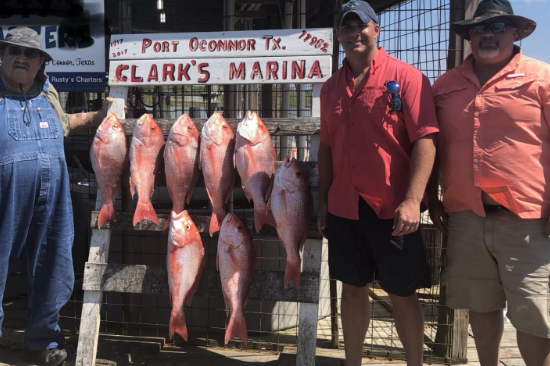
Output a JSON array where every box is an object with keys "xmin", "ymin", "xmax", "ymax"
[{"xmin": 327, "ymin": 198, "xmax": 431, "ymax": 297}]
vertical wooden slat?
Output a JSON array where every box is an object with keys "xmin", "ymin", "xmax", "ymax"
[{"xmin": 296, "ymin": 239, "xmax": 322, "ymax": 366}]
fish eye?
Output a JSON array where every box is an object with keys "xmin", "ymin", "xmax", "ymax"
[
  {"xmin": 188, "ymin": 126, "xmax": 192, "ymax": 130},
  {"xmin": 151, "ymin": 126, "xmax": 155, "ymax": 130},
  {"xmin": 186, "ymin": 224, "xmax": 191, "ymax": 230}
]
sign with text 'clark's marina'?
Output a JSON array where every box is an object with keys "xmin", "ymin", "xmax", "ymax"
[
  {"xmin": 0, "ymin": 0, "xmax": 105, "ymax": 92},
  {"xmin": 108, "ymin": 28, "xmax": 333, "ymax": 86}
]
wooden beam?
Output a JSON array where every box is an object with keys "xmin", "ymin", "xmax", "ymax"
[
  {"xmin": 82, "ymin": 263, "xmax": 320, "ymax": 304},
  {"xmin": 90, "ymin": 212, "xmax": 322, "ymax": 240},
  {"xmin": 118, "ymin": 117, "xmax": 320, "ymax": 136}
]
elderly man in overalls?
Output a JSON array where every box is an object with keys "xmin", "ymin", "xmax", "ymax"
[{"xmin": 0, "ymin": 27, "xmax": 112, "ymax": 366}]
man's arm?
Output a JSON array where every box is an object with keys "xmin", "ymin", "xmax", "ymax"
[
  {"xmin": 426, "ymin": 151, "xmax": 448, "ymax": 234},
  {"xmin": 392, "ymin": 133, "xmax": 437, "ymax": 236},
  {"xmin": 317, "ymin": 141, "xmax": 333, "ymax": 238},
  {"xmin": 68, "ymin": 97, "xmax": 114, "ymax": 135}
]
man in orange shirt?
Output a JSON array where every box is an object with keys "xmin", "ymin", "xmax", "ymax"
[
  {"xmin": 317, "ymin": 1, "xmax": 439, "ymax": 365},
  {"xmin": 429, "ymin": 0, "xmax": 550, "ymax": 365}
]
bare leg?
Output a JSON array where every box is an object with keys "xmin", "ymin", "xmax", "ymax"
[
  {"xmin": 388, "ymin": 293, "xmax": 424, "ymax": 366},
  {"xmin": 341, "ymin": 283, "xmax": 370, "ymax": 366},
  {"xmin": 517, "ymin": 330, "xmax": 550, "ymax": 366},
  {"xmin": 469, "ymin": 310, "xmax": 503, "ymax": 366}
]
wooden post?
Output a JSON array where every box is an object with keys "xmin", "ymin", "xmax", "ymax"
[
  {"xmin": 75, "ymin": 87, "xmax": 127, "ymax": 366},
  {"xmin": 296, "ymin": 239, "xmax": 322, "ymax": 366}
]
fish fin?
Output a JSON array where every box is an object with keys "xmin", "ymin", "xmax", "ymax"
[
  {"xmin": 205, "ymin": 187, "xmax": 214, "ymax": 206},
  {"xmin": 264, "ymin": 175, "xmax": 274, "ymax": 202},
  {"xmin": 133, "ymin": 199, "xmax": 159, "ymax": 226},
  {"xmin": 254, "ymin": 206, "xmax": 265, "ymax": 233},
  {"xmin": 209, "ymin": 210, "xmax": 225, "ymax": 237},
  {"xmin": 284, "ymin": 253, "xmax": 302, "ymax": 288},
  {"xmin": 299, "ymin": 235, "xmax": 307, "ymax": 252},
  {"xmin": 98, "ymin": 202, "xmax": 116, "ymax": 229},
  {"xmin": 225, "ymin": 311, "xmax": 248, "ymax": 346},
  {"xmin": 163, "ymin": 215, "xmax": 172, "ymax": 231},
  {"xmin": 169, "ymin": 309, "xmax": 188, "ymax": 341},
  {"xmin": 129, "ymin": 176, "xmax": 135, "ymax": 198}
]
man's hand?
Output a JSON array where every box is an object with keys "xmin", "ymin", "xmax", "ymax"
[
  {"xmin": 100, "ymin": 97, "xmax": 115, "ymax": 120},
  {"xmin": 429, "ymin": 198, "xmax": 448, "ymax": 234},
  {"xmin": 317, "ymin": 203, "xmax": 329, "ymax": 239},
  {"xmin": 392, "ymin": 199, "xmax": 421, "ymax": 236}
]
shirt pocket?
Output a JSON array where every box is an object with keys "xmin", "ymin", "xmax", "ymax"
[
  {"xmin": 7, "ymin": 105, "xmax": 60, "ymax": 141},
  {"xmin": 359, "ymin": 86, "xmax": 401, "ymax": 133},
  {"xmin": 493, "ymin": 78, "xmax": 539, "ymax": 122}
]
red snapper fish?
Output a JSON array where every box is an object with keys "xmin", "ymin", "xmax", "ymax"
[
  {"xmin": 200, "ymin": 112, "xmax": 236, "ymax": 236},
  {"xmin": 217, "ymin": 213, "xmax": 255, "ymax": 346},
  {"xmin": 235, "ymin": 111, "xmax": 277, "ymax": 233},
  {"xmin": 268, "ymin": 157, "xmax": 313, "ymax": 288},
  {"xmin": 164, "ymin": 114, "xmax": 201, "ymax": 230},
  {"xmin": 129, "ymin": 113, "xmax": 165, "ymax": 226},
  {"xmin": 90, "ymin": 113, "xmax": 127, "ymax": 229},
  {"xmin": 167, "ymin": 210, "xmax": 205, "ymax": 341}
]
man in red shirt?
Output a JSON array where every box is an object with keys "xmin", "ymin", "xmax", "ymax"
[
  {"xmin": 317, "ymin": 1, "xmax": 439, "ymax": 365},
  {"xmin": 429, "ymin": 0, "xmax": 550, "ymax": 365}
]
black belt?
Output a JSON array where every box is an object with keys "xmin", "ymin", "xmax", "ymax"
[{"xmin": 483, "ymin": 204, "xmax": 507, "ymax": 212}]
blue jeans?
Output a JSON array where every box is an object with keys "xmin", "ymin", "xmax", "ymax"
[{"xmin": 0, "ymin": 78, "xmax": 74, "ymax": 350}]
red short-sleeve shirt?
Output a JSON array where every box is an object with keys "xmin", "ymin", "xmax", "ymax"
[
  {"xmin": 433, "ymin": 47, "xmax": 550, "ymax": 218},
  {"xmin": 320, "ymin": 47, "xmax": 439, "ymax": 220}
]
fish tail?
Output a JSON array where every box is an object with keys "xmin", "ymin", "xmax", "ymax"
[
  {"xmin": 254, "ymin": 204, "xmax": 276, "ymax": 233},
  {"xmin": 169, "ymin": 309, "xmax": 188, "ymax": 341},
  {"xmin": 209, "ymin": 209, "xmax": 225, "ymax": 236},
  {"xmin": 133, "ymin": 199, "xmax": 159, "ymax": 226},
  {"xmin": 284, "ymin": 255, "xmax": 302, "ymax": 288},
  {"xmin": 98, "ymin": 202, "xmax": 116, "ymax": 229},
  {"xmin": 225, "ymin": 310, "xmax": 248, "ymax": 346}
]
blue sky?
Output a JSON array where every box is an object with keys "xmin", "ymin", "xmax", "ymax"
[{"xmin": 511, "ymin": 0, "xmax": 550, "ymax": 63}]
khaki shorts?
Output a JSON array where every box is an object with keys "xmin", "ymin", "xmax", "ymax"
[{"xmin": 443, "ymin": 209, "xmax": 550, "ymax": 338}]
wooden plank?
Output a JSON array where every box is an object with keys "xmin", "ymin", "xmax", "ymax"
[
  {"xmin": 109, "ymin": 28, "xmax": 333, "ymax": 61},
  {"xmin": 296, "ymin": 239, "xmax": 322, "ymax": 366},
  {"xmin": 76, "ymin": 86, "xmax": 128, "ymax": 366},
  {"xmin": 109, "ymin": 56, "xmax": 331, "ymax": 86},
  {"xmin": 82, "ymin": 263, "xmax": 320, "ymax": 304},
  {"xmin": 108, "ymin": 160, "xmax": 318, "ymax": 190},
  {"xmin": 118, "ymin": 117, "xmax": 319, "ymax": 136},
  {"xmin": 89, "ymin": 211, "xmax": 322, "ymax": 240}
]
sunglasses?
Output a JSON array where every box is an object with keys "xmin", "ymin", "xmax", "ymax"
[
  {"xmin": 385, "ymin": 80, "xmax": 402, "ymax": 112},
  {"xmin": 470, "ymin": 22, "xmax": 507, "ymax": 34},
  {"xmin": 6, "ymin": 46, "xmax": 40, "ymax": 59}
]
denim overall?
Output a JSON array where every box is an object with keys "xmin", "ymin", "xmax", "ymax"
[{"xmin": 0, "ymin": 77, "xmax": 74, "ymax": 350}]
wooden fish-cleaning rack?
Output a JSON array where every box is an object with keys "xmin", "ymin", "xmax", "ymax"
[{"xmin": 75, "ymin": 28, "xmax": 333, "ymax": 366}]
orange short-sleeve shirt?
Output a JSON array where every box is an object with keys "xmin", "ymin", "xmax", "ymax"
[
  {"xmin": 433, "ymin": 47, "xmax": 550, "ymax": 218},
  {"xmin": 320, "ymin": 47, "xmax": 439, "ymax": 220}
]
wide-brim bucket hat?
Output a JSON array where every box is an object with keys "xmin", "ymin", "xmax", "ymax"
[
  {"xmin": 452, "ymin": 0, "xmax": 536, "ymax": 41},
  {"xmin": 0, "ymin": 26, "xmax": 53, "ymax": 62}
]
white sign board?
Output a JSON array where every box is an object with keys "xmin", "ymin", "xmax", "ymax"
[
  {"xmin": 108, "ymin": 28, "xmax": 333, "ymax": 86},
  {"xmin": 0, "ymin": 0, "xmax": 105, "ymax": 92},
  {"xmin": 109, "ymin": 56, "xmax": 331, "ymax": 86},
  {"xmin": 110, "ymin": 28, "xmax": 333, "ymax": 60}
]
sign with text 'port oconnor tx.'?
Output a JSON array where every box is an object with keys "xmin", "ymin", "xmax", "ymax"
[
  {"xmin": 108, "ymin": 28, "xmax": 333, "ymax": 86},
  {"xmin": 0, "ymin": 0, "xmax": 106, "ymax": 92}
]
